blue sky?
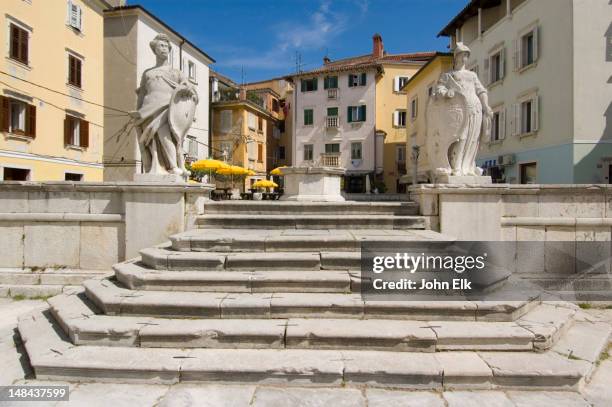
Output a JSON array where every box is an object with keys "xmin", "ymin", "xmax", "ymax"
[{"xmin": 132, "ymin": 0, "xmax": 467, "ymax": 83}]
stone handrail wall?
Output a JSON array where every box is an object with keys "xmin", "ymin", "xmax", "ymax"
[{"xmin": 0, "ymin": 181, "xmax": 213, "ymax": 270}]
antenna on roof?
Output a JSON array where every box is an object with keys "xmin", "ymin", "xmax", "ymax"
[
  {"xmin": 241, "ymin": 65, "xmax": 245, "ymax": 85},
  {"xmin": 294, "ymin": 51, "xmax": 304, "ymax": 74}
]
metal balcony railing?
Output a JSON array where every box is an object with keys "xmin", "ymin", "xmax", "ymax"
[
  {"xmin": 325, "ymin": 116, "xmax": 339, "ymax": 128},
  {"xmin": 327, "ymin": 88, "xmax": 338, "ymax": 99},
  {"xmin": 320, "ymin": 153, "xmax": 341, "ymax": 167}
]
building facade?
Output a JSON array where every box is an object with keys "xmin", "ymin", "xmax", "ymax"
[
  {"xmin": 400, "ymin": 53, "xmax": 454, "ymax": 184},
  {"xmin": 289, "ymin": 35, "xmax": 432, "ymax": 193},
  {"xmin": 103, "ymin": 5, "xmax": 214, "ymax": 181},
  {"xmin": 0, "ymin": 0, "xmax": 110, "ymax": 181},
  {"xmin": 439, "ymin": 0, "xmax": 612, "ymax": 184}
]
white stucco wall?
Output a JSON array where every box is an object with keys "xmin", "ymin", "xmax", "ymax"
[{"xmin": 294, "ymin": 70, "xmax": 377, "ymax": 173}]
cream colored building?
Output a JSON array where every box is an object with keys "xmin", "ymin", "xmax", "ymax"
[
  {"xmin": 1, "ymin": 0, "xmax": 110, "ymax": 181},
  {"xmin": 439, "ymin": 0, "xmax": 612, "ymax": 184},
  {"xmin": 400, "ymin": 53, "xmax": 454, "ymax": 184}
]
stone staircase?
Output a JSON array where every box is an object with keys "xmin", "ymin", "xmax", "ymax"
[{"xmin": 17, "ymin": 201, "xmax": 611, "ymax": 390}]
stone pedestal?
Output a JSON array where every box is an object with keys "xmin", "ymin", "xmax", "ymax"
[
  {"xmin": 434, "ymin": 175, "xmax": 492, "ymax": 185},
  {"xmin": 133, "ymin": 173, "xmax": 187, "ymax": 184},
  {"xmin": 280, "ymin": 167, "xmax": 346, "ymax": 202}
]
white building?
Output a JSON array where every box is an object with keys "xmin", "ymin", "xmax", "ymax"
[
  {"xmin": 439, "ymin": 0, "xmax": 612, "ymax": 184},
  {"xmin": 103, "ymin": 5, "xmax": 214, "ymax": 181}
]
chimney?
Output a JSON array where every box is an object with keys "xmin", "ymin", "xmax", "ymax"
[
  {"xmin": 372, "ymin": 33, "xmax": 384, "ymax": 58},
  {"xmin": 239, "ymin": 87, "xmax": 247, "ymax": 101},
  {"xmin": 323, "ymin": 56, "xmax": 331, "ymax": 65}
]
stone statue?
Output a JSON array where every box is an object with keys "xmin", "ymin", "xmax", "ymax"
[
  {"xmin": 426, "ymin": 42, "xmax": 493, "ymax": 182},
  {"xmin": 130, "ymin": 34, "xmax": 198, "ymax": 179}
]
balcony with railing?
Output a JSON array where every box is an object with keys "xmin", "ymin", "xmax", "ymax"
[
  {"xmin": 325, "ymin": 116, "xmax": 339, "ymax": 129},
  {"xmin": 320, "ymin": 153, "xmax": 341, "ymax": 167},
  {"xmin": 327, "ymin": 88, "xmax": 338, "ymax": 100}
]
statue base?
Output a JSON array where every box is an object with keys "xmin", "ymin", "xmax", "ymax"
[
  {"xmin": 280, "ymin": 167, "xmax": 346, "ymax": 202},
  {"xmin": 434, "ymin": 175, "xmax": 492, "ymax": 185},
  {"xmin": 134, "ymin": 173, "xmax": 187, "ymax": 184}
]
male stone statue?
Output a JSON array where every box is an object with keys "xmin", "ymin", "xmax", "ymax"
[
  {"xmin": 426, "ymin": 42, "xmax": 493, "ymax": 182},
  {"xmin": 130, "ymin": 33, "xmax": 198, "ymax": 180}
]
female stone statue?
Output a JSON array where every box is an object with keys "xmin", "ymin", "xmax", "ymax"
[
  {"xmin": 130, "ymin": 34, "xmax": 198, "ymax": 178},
  {"xmin": 426, "ymin": 42, "xmax": 493, "ymax": 180}
]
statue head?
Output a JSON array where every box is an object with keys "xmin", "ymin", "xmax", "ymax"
[
  {"xmin": 453, "ymin": 42, "xmax": 471, "ymax": 67},
  {"xmin": 149, "ymin": 33, "xmax": 171, "ymax": 60}
]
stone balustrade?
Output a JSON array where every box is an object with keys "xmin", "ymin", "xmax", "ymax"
[{"xmin": 0, "ymin": 181, "xmax": 212, "ymax": 270}]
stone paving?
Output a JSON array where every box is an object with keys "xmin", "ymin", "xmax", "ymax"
[{"xmin": 0, "ymin": 299, "xmax": 610, "ymax": 406}]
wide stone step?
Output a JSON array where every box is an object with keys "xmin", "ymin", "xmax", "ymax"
[
  {"xmin": 83, "ymin": 279, "xmax": 536, "ymax": 321},
  {"xmin": 19, "ymin": 308, "xmax": 597, "ymax": 389},
  {"xmin": 196, "ymin": 214, "xmax": 428, "ymax": 230},
  {"xmin": 49, "ymin": 293, "xmax": 555, "ymax": 352},
  {"xmin": 203, "ymin": 201, "xmax": 420, "ymax": 216},
  {"xmin": 170, "ymin": 229, "xmax": 447, "ymax": 253},
  {"xmin": 114, "ymin": 261, "xmax": 353, "ymax": 293},
  {"xmin": 140, "ymin": 247, "xmax": 362, "ymax": 271}
]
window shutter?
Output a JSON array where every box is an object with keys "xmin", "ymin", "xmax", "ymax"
[
  {"xmin": 483, "ymin": 58, "xmax": 490, "ymax": 86},
  {"xmin": 347, "ymin": 107, "xmax": 353, "ymax": 123},
  {"xmin": 80, "ymin": 119, "xmax": 89, "ymax": 147},
  {"xmin": 77, "ymin": 6, "xmax": 83, "ymax": 31},
  {"xmin": 300, "ymin": 80, "xmax": 305, "ymax": 92},
  {"xmin": 26, "ymin": 104, "xmax": 36, "ymax": 138},
  {"xmin": 499, "ymin": 108, "xmax": 506, "ymax": 140},
  {"xmin": 360, "ymin": 73, "xmax": 366, "ymax": 86},
  {"xmin": 393, "ymin": 111, "xmax": 399, "ymax": 127},
  {"xmin": 313, "ymin": 78, "xmax": 318, "ymax": 91},
  {"xmin": 500, "ymin": 48, "xmax": 506, "ymax": 79},
  {"xmin": 19, "ymin": 28, "xmax": 28, "ymax": 64},
  {"xmin": 66, "ymin": 1, "xmax": 72, "ymax": 24},
  {"xmin": 360, "ymin": 105, "xmax": 366, "ymax": 122},
  {"xmin": 76, "ymin": 59, "xmax": 82, "ymax": 87},
  {"xmin": 511, "ymin": 104, "xmax": 520, "ymax": 136},
  {"xmin": 393, "ymin": 77, "xmax": 399, "ymax": 92},
  {"xmin": 64, "ymin": 117, "xmax": 71, "ymax": 145},
  {"xmin": 0, "ymin": 97, "xmax": 9, "ymax": 132},
  {"xmin": 323, "ymin": 77, "xmax": 329, "ymax": 90},
  {"xmin": 532, "ymin": 96, "xmax": 539, "ymax": 132},
  {"xmin": 348, "ymin": 75, "xmax": 353, "ymax": 87},
  {"xmin": 533, "ymin": 26, "xmax": 540, "ymax": 62},
  {"xmin": 513, "ymin": 39, "xmax": 520, "ymax": 71}
]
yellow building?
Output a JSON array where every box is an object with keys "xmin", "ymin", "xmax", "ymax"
[
  {"xmin": 0, "ymin": 0, "xmax": 110, "ymax": 181},
  {"xmin": 400, "ymin": 53, "xmax": 454, "ymax": 184},
  {"xmin": 376, "ymin": 60, "xmax": 430, "ymax": 193},
  {"xmin": 210, "ymin": 72, "xmax": 277, "ymax": 191}
]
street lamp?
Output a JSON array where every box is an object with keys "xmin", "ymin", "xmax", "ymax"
[{"xmin": 411, "ymin": 145, "xmax": 420, "ymax": 186}]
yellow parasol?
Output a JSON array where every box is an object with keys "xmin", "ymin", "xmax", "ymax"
[
  {"xmin": 252, "ymin": 179, "xmax": 279, "ymax": 189},
  {"xmin": 270, "ymin": 166, "xmax": 286, "ymax": 176},
  {"xmin": 191, "ymin": 159, "xmax": 230, "ymax": 172}
]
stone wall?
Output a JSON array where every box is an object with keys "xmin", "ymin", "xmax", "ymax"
[
  {"xmin": 409, "ymin": 184, "xmax": 612, "ymax": 242},
  {"xmin": 0, "ymin": 182, "xmax": 212, "ymax": 270}
]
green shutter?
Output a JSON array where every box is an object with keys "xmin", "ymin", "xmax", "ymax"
[
  {"xmin": 300, "ymin": 80, "xmax": 305, "ymax": 92},
  {"xmin": 332, "ymin": 76, "xmax": 338, "ymax": 88},
  {"xmin": 360, "ymin": 73, "xmax": 366, "ymax": 86},
  {"xmin": 348, "ymin": 75, "xmax": 353, "ymax": 87},
  {"xmin": 360, "ymin": 105, "xmax": 366, "ymax": 122},
  {"xmin": 313, "ymin": 78, "xmax": 318, "ymax": 91},
  {"xmin": 327, "ymin": 107, "xmax": 338, "ymax": 117},
  {"xmin": 347, "ymin": 107, "xmax": 352, "ymax": 123}
]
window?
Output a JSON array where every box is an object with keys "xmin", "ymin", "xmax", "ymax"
[
  {"xmin": 188, "ymin": 61, "xmax": 196, "ymax": 81},
  {"xmin": 393, "ymin": 110, "xmax": 407, "ymax": 128},
  {"xmin": 323, "ymin": 76, "xmax": 338, "ymax": 89},
  {"xmin": 516, "ymin": 27, "xmax": 539, "ymax": 70},
  {"xmin": 327, "ymin": 107, "xmax": 338, "ymax": 117},
  {"xmin": 247, "ymin": 112, "xmax": 257, "ymax": 130},
  {"xmin": 410, "ymin": 98, "xmax": 418, "ymax": 120},
  {"xmin": 2, "ymin": 167, "xmax": 30, "ymax": 181},
  {"xmin": 187, "ymin": 135, "xmax": 198, "ymax": 157},
  {"xmin": 257, "ymin": 116, "xmax": 263, "ymax": 132},
  {"xmin": 279, "ymin": 146, "xmax": 286, "ymax": 160},
  {"xmin": 396, "ymin": 145, "xmax": 406, "ymax": 163},
  {"xmin": 512, "ymin": 95, "xmax": 539, "ymax": 136},
  {"xmin": 303, "ymin": 144, "xmax": 313, "ymax": 161},
  {"xmin": 67, "ymin": 1, "xmax": 83, "ymax": 31},
  {"xmin": 520, "ymin": 162, "xmax": 537, "ymax": 184},
  {"xmin": 490, "ymin": 109, "xmax": 506, "ymax": 142},
  {"xmin": 394, "ymin": 76, "xmax": 409, "ymax": 92},
  {"xmin": 257, "ymin": 143, "xmax": 263, "ymax": 163},
  {"xmin": 351, "ymin": 142, "xmax": 362, "ymax": 160},
  {"xmin": 68, "ymin": 54, "xmax": 82, "ymax": 88},
  {"xmin": 1, "ymin": 96, "xmax": 36, "ymax": 137},
  {"xmin": 9, "ymin": 23, "xmax": 29, "ymax": 65},
  {"xmin": 300, "ymin": 78, "xmax": 318, "ymax": 92},
  {"xmin": 347, "ymin": 105, "xmax": 366, "ymax": 123},
  {"xmin": 272, "ymin": 98, "xmax": 279, "ymax": 112},
  {"xmin": 348, "ymin": 73, "xmax": 367, "ymax": 87},
  {"xmin": 325, "ymin": 143, "xmax": 340, "ymax": 154},
  {"xmin": 304, "ymin": 109, "xmax": 314, "ymax": 126},
  {"xmin": 488, "ymin": 49, "xmax": 505, "ymax": 84},
  {"xmin": 65, "ymin": 172, "xmax": 83, "ymax": 181},
  {"xmin": 220, "ymin": 110, "xmax": 232, "ymax": 132},
  {"xmin": 220, "ymin": 142, "xmax": 231, "ymax": 159},
  {"xmin": 64, "ymin": 115, "xmax": 89, "ymax": 148}
]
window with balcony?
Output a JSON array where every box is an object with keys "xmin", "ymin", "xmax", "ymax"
[
  {"xmin": 300, "ymin": 78, "xmax": 318, "ymax": 92},
  {"xmin": 323, "ymin": 76, "xmax": 338, "ymax": 89},
  {"xmin": 351, "ymin": 142, "xmax": 362, "ymax": 160},
  {"xmin": 1, "ymin": 96, "xmax": 36, "ymax": 138},
  {"xmin": 303, "ymin": 109, "xmax": 314, "ymax": 126},
  {"xmin": 68, "ymin": 54, "xmax": 82, "ymax": 88},
  {"xmin": 325, "ymin": 143, "xmax": 340, "ymax": 154},
  {"xmin": 348, "ymin": 73, "xmax": 367, "ymax": 87},
  {"xmin": 64, "ymin": 115, "xmax": 89, "ymax": 148},
  {"xmin": 326, "ymin": 107, "xmax": 339, "ymax": 128},
  {"xmin": 9, "ymin": 23, "xmax": 29, "ymax": 65},
  {"xmin": 303, "ymin": 144, "xmax": 313, "ymax": 161},
  {"xmin": 347, "ymin": 105, "xmax": 366, "ymax": 123}
]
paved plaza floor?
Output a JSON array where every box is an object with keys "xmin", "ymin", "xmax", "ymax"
[{"xmin": 1, "ymin": 298, "xmax": 610, "ymax": 407}]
